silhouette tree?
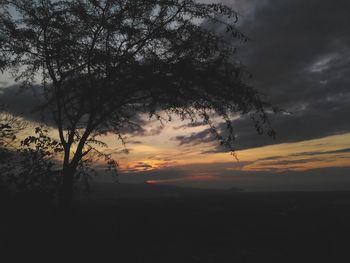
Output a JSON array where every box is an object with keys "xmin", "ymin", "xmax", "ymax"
[
  {"xmin": 0, "ymin": 109, "xmax": 26, "ymax": 192},
  {"xmin": 0, "ymin": 120, "xmax": 95, "ymax": 202},
  {"xmin": 0, "ymin": 0, "xmax": 276, "ymax": 206},
  {"xmin": 1, "ymin": 126, "xmax": 62, "ymax": 199},
  {"xmin": 0, "ymin": 109, "xmax": 60, "ymax": 195},
  {"xmin": 0, "ymin": 105, "xmax": 28, "ymax": 145}
]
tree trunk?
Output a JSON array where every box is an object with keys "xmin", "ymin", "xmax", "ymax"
[{"xmin": 59, "ymin": 129, "xmax": 88, "ymax": 209}]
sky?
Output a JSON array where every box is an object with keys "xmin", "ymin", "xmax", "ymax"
[{"xmin": 1, "ymin": 0, "xmax": 350, "ymax": 191}]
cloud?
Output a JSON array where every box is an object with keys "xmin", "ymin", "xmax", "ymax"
[
  {"xmin": 289, "ymin": 148, "xmax": 350, "ymax": 157},
  {"xmin": 172, "ymin": 121, "xmax": 207, "ymax": 130},
  {"xmin": 173, "ymin": 0, "xmax": 350, "ymax": 150},
  {"xmin": 0, "ymin": 85, "xmax": 162, "ymax": 137},
  {"xmin": 174, "ymin": 128, "xmax": 214, "ymax": 146},
  {"xmin": 250, "ymin": 148, "xmax": 350, "ymax": 164},
  {"xmin": 0, "ymin": 85, "xmax": 47, "ymax": 123},
  {"xmin": 134, "ymin": 162, "xmax": 153, "ymax": 169},
  {"xmin": 125, "ymin": 140, "xmax": 143, "ymax": 145},
  {"xmin": 257, "ymin": 158, "xmax": 323, "ymax": 167},
  {"xmin": 238, "ymin": 0, "xmax": 350, "ymax": 130}
]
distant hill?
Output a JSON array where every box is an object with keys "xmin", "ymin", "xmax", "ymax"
[{"xmin": 76, "ymin": 182, "xmax": 243, "ymax": 200}]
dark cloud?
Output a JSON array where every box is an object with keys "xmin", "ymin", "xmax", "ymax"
[
  {"xmin": 238, "ymin": 0, "xmax": 350, "ymax": 138},
  {"xmin": 125, "ymin": 140, "xmax": 143, "ymax": 145},
  {"xmin": 258, "ymin": 155, "xmax": 286, "ymax": 161},
  {"xmin": 174, "ymin": 129, "xmax": 213, "ymax": 146},
  {"xmin": 119, "ymin": 116, "xmax": 165, "ymax": 137},
  {"xmin": 174, "ymin": 0, "xmax": 350, "ymax": 150},
  {"xmin": 228, "ymin": 147, "xmax": 350, "ymax": 168},
  {"xmin": 134, "ymin": 162, "xmax": 153, "ymax": 169},
  {"xmin": 289, "ymin": 148, "xmax": 350, "ymax": 157},
  {"xmin": 257, "ymin": 158, "xmax": 323, "ymax": 167},
  {"xmin": 0, "ymin": 85, "xmax": 47, "ymax": 123},
  {"xmin": 173, "ymin": 122, "xmax": 207, "ymax": 130},
  {"xmin": 0, "ymin": 85, "xmax": 162, "ymax": 137}
]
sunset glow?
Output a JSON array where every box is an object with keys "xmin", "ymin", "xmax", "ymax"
[{"xmin": 1, "ymin": 0, "xmax": 349, "ymax": 192}]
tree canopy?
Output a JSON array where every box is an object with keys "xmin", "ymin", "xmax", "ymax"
[{"xmin": 0, "ymin": 0, "xmax": 276, "ymax": 205}]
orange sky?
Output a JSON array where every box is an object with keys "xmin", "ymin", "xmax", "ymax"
[
  {"xmin": 92, "ymin": 117, "xmax": 350, "ymax": 187},
  {"xmin": 8, "ymin": 106, "xmax": 350, "ymax": 191}
]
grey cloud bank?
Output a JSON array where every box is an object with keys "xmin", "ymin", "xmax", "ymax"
[{"xmin": 175, "ymin": 0, "xmax": 350, "ymax": 150}]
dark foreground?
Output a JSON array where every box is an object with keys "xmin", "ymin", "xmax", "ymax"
[{"xmin": 1, "ymin": 185, "xmax": 350, "ymax": 262}]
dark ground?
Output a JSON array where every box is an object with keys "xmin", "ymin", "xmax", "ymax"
[{"xmin": 1, "ymin": 184, "xmax": 350, "ymax": 262}]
